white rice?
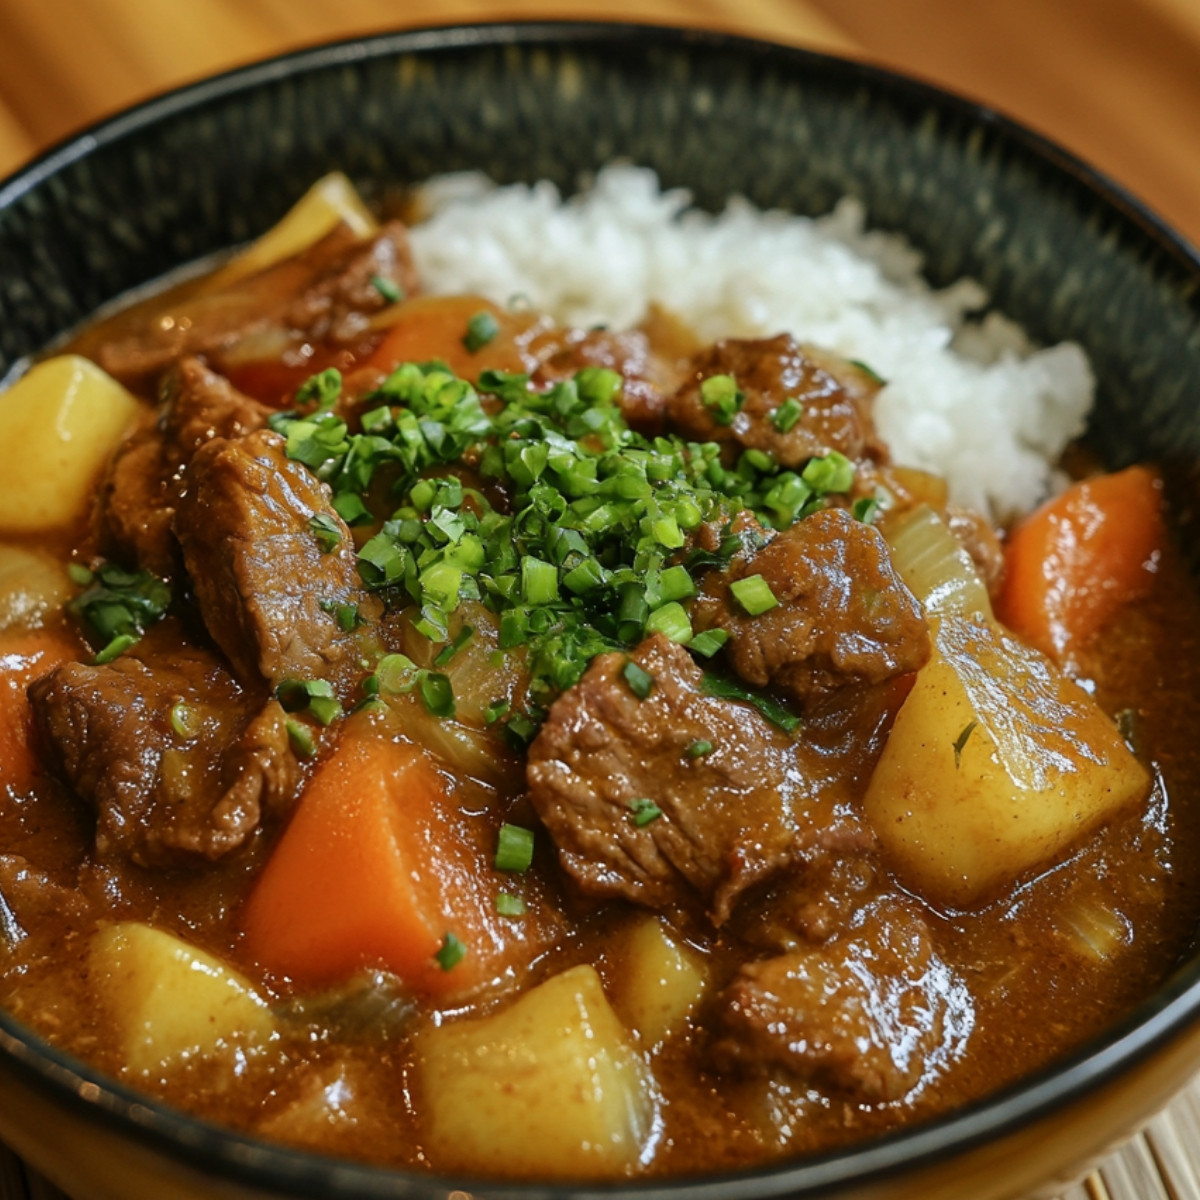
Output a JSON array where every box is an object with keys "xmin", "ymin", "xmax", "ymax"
[{"xmin": 408, "ymin": 165, "xmax": 1093, "ymax": 521}]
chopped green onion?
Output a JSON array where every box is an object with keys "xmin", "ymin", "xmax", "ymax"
[
  {"xmin": 93, "ymin": 634, "xmax": 138, "ymax": 665},
  {"xmin": 953, "ymin": 719, "xmax": 978, "ymax": 769},
  {"xmin": 66, "ymin": 563, "xmax": 94, "ymax": 587},
  {"xmin": 644, "ymin": 601, "xmax": 693, "ymax": 644},
  {"xmin": 169, "ymin": 701, "xmax": 198, "ymax": 740},
  {"xmin": 622, "ymin": 660, "xmax": 655, "ymax": 700},
  {"xmin": 629, "ymin": 798, "xmax": 663, "ymax": 827},
  {"xmin": 701, "ymin": 671, "xmax": 801, "ymax": 733},
  {"xmin": 521, "ymin": 556, "xmax": 559, "ymax": 605},
  {"xmin": 658, "ymin": 564, "xmax": 696, "ymax": 602},
  {"xmin": 852, "ymin": 496, "xmax": 881, "ymax": 524},
  {"xmin": 295, "ymin": 368, "xmax": 342, "ymax": 410},
  {"xmin": 849, "ymin": 359, "xmax": 886, "ymax": 386},
  {"xmin": 308, "ymin": 512, "xmax": 343, "ymax": 553},
  {"xmin": 686, "ymin": 739, "xmax": 714, "ymax": 758},
  {"xmin": 484, "ymin": 698, "xmax": 511, "ymax": 725},
  {"xmin": 771, "ymin": 397, "xmax": 804, "ymax": 433},
  {"xmin": 434, "ymin": 625, "xmax": 474, "ymax": 668},
  {"xmin": 335, "ymin": 603, "xmax": 363, "ymax": 633},
  {"xmin": 276, "ymin": 678, "xmax": 342, "ymax": 726},
  {"xmin": 370, "ymin": 274, "xmax": 404, "ymax": 304},
  {"xmin": 463, "ymin": 310, "xmax": 500, "ymax": 352},
  {"xmin": 435, "ymin": 932, "xmax": 466, "ymax": 971},
  {"xmin": 285, "ymin": 718, "xmax": 316, "ymax": 758},
  {"xmin": 700, "ymin": 374, "xmax": 743, "ymax": 426},
  {"xmin": 730, "ymin": 574, "xmax": 779, "ymax": 616},
  {"xmin": 495, "ymin": 823, "xmax": 535, "ymax": 872},
  {"xmin": 420, "ymin": 671, "xmax": 456, "ymax": 718},
  {"xmin": 376, "ymin": 653, "xmax": 420, "ymax": 694},
  {"xmin": 687, "ymin": 628, "xmax": 729, "ymax": 658},
  {"xmin": 495, "ymin": 893, "xmax": 527, "ymax": 917},
  {"xmin": 803, "ymin": 451, "xmax": 855, "ymax": 496}
]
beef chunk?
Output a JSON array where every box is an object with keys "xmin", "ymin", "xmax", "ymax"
[
  {"xmin": 174, "ymin": 430, "xmax": 382, "ymax": 689},
  {"xmin": 711, "ymin": 899, "xmax": 969, "ymax": 1102},
  {"xmin": 694, "ymin": 507, "xmax": 930, "ymax": 708},
  {"xmin": 528, "ymin": 634, "xmax": 822, "ymax": 924},
  {"xmin": 96, "ymin": 358, "xmax": 270, "ymax": 576},
  {"xmin": 28, "ymin": 627, "xmax": 299, "ymax": 866},
  {"xmin": 533, "ymin": 313, "xmax": 693, "ymax": 432},
  {"xmin": 94, "ymin": 222, "xmax": 417, "ymax": 387},
  {"xmin": 667, "ymin": 335, "xmax": 885, "ymax": 466}
]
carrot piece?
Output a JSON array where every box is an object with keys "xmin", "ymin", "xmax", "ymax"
[
  {"xmin": 240, "ymin": 723, "xmax": 558, "ymax": 996},
  {"xmin": 0, "ymin": 627, "xmax": 78, "ymax": 795},
  {"xmin": 367, "ymin": 294, "xmax": 538, "ymax": 380},
  {"xmin": 997, "ymin": 465, "xmax": 1165, "ymax": 661}
]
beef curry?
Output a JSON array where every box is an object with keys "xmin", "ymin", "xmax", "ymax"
[{"xmin": 0, "ymin": 175, "xmax": 1196, "ymax": 1181}]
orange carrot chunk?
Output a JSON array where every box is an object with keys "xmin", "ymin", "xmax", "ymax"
[
  {"xmin": 0, "ymin": 628, "xmax": 78, "ymax": 795},
  {"xmin": 997, "ymin": 465, "xmax": 1165, "ymax": 661},
  {"xmin": 240, "ymin": 724, "xmax": 558, "ymax": 997},
  {"xmin": 367, "ymin": 294, "xmax": 537, "ymax": 380}
]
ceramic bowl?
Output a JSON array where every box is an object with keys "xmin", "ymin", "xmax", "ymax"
[{"xmin": 1, "ymin": 21, "xmax": 1199, "ymax": 1200}]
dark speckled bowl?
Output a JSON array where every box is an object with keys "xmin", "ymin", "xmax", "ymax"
[{"xmin": 2, "ymin": 21, "xmax": 1200, "ymax": 1200}]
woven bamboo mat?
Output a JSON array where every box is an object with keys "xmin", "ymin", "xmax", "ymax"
[{"xmin": 4, "ymin": 1080, "xmax": 1200, "ymax": 1200}]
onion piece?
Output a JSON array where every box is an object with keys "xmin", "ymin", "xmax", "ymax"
[{"xmin": 882, "ymin": 504, "xmax": 993, "ymax": 619}]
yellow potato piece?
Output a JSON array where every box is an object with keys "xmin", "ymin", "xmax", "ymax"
[
  {"xmin": 864, "ymin": 614, "xmax": 1149, "ymax": 909},
  {"xmin": 418, "ymin": 964, "xmax": 654, "ymax": 1177},
  {"xmin": 203, "ymin": 172, "xmax": 377, "ymax": 290},
  {"xmin": 0, "ymin": 356, "xmax": 140, "ymax": 533},
  {"xmin": 90, "ymin": 922, "xmax": 275, "ymax": 1078},
  {"xmin": 608, "ymin": 917, "xmax": 707, "ymax": 1049},
  {"xmin": 0, "ymin": 546, "xmax": 71, "ymax": 631}
]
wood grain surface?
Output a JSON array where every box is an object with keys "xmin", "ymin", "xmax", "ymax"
[
  {"xmin": 0, "ymin": 0, "xmax": 1197, "ymax": 246},
  {"xmin": 0, "ymin": 3, "xmax": 1198, "ymax": 1199}
]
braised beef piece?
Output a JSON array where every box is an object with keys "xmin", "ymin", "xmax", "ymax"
[
  {"xmin": 27, "ymin": 625, "xmax": 299, "ymax": 866},
  {"xmin": 0, "ymin": 855, "xmax": 90, "ymax": 945},
  {"xmin": 534, "ymin": 322, "xmax": 690, "ymax": 433},
  {"xmin": 174, "ymin": 429, "xmax": 382, "ymax": 691},
  {"xmin": 693, "ymin": 507, "xmax": 930, "ymax": 708},
  {"xmin": 96, "ymin": 358, "xmax": 270, "ymax": 576},
  {"xmin": 711, "ymin": 899, "xmax": 967, "ymax": 1103},
  {"xmin": 528, "ymin": 633, "xmax": 836, "ymax": 924},
  {"xmin": 96, "ymin": 221, "xmax": 417, "ymax": 387},
  {"xmin": 666, "ymin": 335, "xmax": 885, "ymax": 466}
]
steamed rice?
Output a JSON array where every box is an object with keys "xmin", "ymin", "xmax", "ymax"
[{"xmin": 409, "ymin": 165, "xmax": 1093, "ymax": 521}]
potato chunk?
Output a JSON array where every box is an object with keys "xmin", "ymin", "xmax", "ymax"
[
  {"xmin": 863, "ymin": 614, "xmax": 1149, "ymax": 908},
  {"xmin": 0, "ymin": 356, "xmax": 140, "ymax": 532},
  {"xmin": 90, "ymin": 922, "xmax": 275, "ymax": 1077},
  {"xmin": 417, "ymin": 964, "xmax": 654, "ymax": 1177},
  {"xmin": 205, "ymin": 172, "xmax": 378, "ymax": 290},
  {"xmin": 0, "ymin": 547, "xmax": 72, "ymax": 631},
  {"xmin": 608, "ymin": 917, "xmax": 707, "ymax": 1048}
]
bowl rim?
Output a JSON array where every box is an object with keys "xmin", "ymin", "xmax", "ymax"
[{"xmin": 2, "ymin": 18, "xmax": 1200, "ymax": 1200}]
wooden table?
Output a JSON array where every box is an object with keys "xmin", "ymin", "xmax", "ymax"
[
  {"xmin": 0, "ymin": 2, "xmax": 1198, "ymax": 1198},
  {"xmin": 0, "ymin": 0, "xmax": 1197, "ymax": 248}
]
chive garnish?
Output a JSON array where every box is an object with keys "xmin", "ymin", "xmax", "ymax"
[
  {"xmin": 370, "ymin": 274, "xmax": 404, "ymax": 304},
  {"xmin": 435, "ymin": 932, "xmax": 466, "ymax": 971},
  {"xmin": 730, "ymin": 574, "xmax": 779, "ymax": 617},
  {"xmin": 701, "ymin": 671, "xmax": 801, "ymax": 733},
  {"xmin": 463, "ymin": 311, "xmax": 500, "ymax": 352},
  {"xmin": 495, "ymin": 893, "xmax": 527, "ymax": 917},
  {"xmin": 495, "ymin": 823, "xmax": 535, "ymax": 872},
  {"xmin": 953, "ymin": 720, "xmax": 978, "ymax": 769},
  {"xmin": 686, "ymin": 739, "xmax": 714, "ymax": 758},
  {"xmin": 308, "ymin": 512, "xmax": 343, "ymax": 553},
  {"xmin": 630, "ymin": 798, "xmax": 663, "ymax": 827},
  {"xmin": 700, "ymin": 374, "xmax": 743, "ymax": 426},
  {"xmin": 771, "ymin": 397, "xmax": 804, "ymax": 433},
  {"xmin": 622, "ymin": 660, "xmax": 655, "ymax": 700},
  {"xmin": 285, "ymin": 718, "xmax": 316, "ymax": 759}
]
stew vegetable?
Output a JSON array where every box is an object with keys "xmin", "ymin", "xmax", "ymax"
[{"xmin": 0, "ymin": 175, "xmax": 1196, "ymax": 1180}]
